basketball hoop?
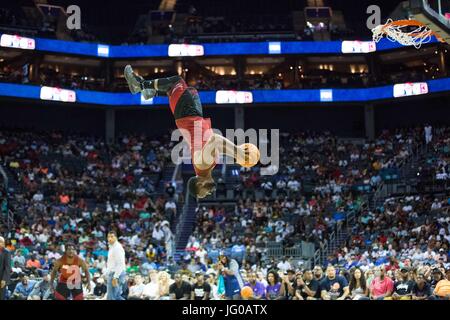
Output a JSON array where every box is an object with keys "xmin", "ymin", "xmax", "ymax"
[{"xmin": 372, "ymin": 19, "xmax": 445, "ymax": 49}]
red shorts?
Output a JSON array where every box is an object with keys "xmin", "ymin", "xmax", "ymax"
[{"xmin": 175, "ymin": 116, "xmax": 216, "ymax": 176}]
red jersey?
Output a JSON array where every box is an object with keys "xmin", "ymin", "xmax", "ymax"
[
  {"xmin": 175, "ymin": 116, "xmax": 216, "ymax": 177},
  {"xmin": 168, "ymin": 77, "xmax": 216, "ymax": 176},
  {"xmin": 58, "ymin": 255, "xmax": 82, "ymax": 284},
  {"xmin": 168, "ymin": 78, "xmax": 188, "ymax": 113}
]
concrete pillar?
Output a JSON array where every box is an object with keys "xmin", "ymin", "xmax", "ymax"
[
  {"xmin": 235, "ymin": 57, "xmax": 246, "ymax": 90},
  {"xmin": 105, "ymin": 109, "xmax": 115, "ymax": 144},
  {"xmin": 30, "ymin": 55, "xmax": 43, "ymax": 83},
  {"xmin": 235, "ymin": 105, "xmax": 244, "ymax": 130},
  {"xmin": 439, "ymin": 50, "xmax": 446, "ymax": 77},
  {"xmin": 364, "ymin": 104, "xmax": 375, "ymax": 140},
  {"xmin": 104, "ymin": 60, "xmax": 114, "ymax": 86}
]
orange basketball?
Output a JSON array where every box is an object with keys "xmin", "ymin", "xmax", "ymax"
[
  {"xmin": 237, "ymin": 143, "xmax": 260, "ymax": 168},
  {"xmin": 240, "ymin": 286, "xmax": 254, "ymax": 299}
]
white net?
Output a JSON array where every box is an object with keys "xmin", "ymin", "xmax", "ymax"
[{"xmin": 372, "ymin": 19, "xmax": 435, "ymax": 49}]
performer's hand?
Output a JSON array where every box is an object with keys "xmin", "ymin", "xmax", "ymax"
[
  {"xmin": 0, "ymin": 280, "xmax": 6, "ymax": 288},
  {"xmin": 87, "ymin": 283, "xmax": 92, "ymax": 292},
  {"xmin": 112, "ymin": 278, "xmax": 118, "ymax": 287}
]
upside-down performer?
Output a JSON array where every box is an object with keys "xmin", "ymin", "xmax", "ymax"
[{"xmin": 124, "ymin": 65, "xmax": 259, "ymax": 199}]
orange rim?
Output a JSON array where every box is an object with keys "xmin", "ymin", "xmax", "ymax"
[{"xmin": 381, "ymin": 19, "xmax": 445, "ymax": 42}]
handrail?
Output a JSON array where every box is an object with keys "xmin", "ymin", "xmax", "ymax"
[
  {"xmin": 174, "ymin": 180, "xmax": 192, "ymax": 246},
  {"xmin": 0, "ymin": 164, "xmax": 8, "ymax": 189},
  {"xmin": 7, "ymin": 209, "xmax": 14, "ymax": 231},
  {"xmin": 171, "ymin": 163, "xmax": 180, "ymax": 183}
]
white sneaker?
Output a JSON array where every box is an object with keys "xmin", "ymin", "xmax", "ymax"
[{"xmin": 124, "ymin": 65, "xmax": 144, "ymax": 94}]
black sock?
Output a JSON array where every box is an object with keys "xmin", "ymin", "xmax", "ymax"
[{"xmin": 142, "ymin": 80, "xmax": 154, "ymax": 90}]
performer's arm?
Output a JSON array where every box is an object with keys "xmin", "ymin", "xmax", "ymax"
[
  {"xmin": 50, "ymin": 259, "xmax": 61, "ymax": 291},
  {"xmin": 142, "ymin": 75, "xmax": 182, "ymax": 95}
]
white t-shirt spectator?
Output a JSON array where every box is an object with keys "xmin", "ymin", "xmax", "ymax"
[
  {"xmin": 276, "ymin": 180, "xmax": 287, "ymax": 190},
  {"xmin": 152, "ymin": 226, "xmax": 165, "ymax": 242},
  {"xmin": 129, "ymin": 283, "xmax": 146, "ymax": 298},
  {"xmin": 277, "ymin": 260, "xmax": 292, "ymax": 273},
  {"xmin": 165, "ymin": 200, "xmax": 177, "ymax": 212},
  {"xmin": 32, "ymin": 192, "xmax": 44, "ymax": 202},
  {"xmin": 402, "ymin": 204, "xmax": 413, "ymax": 212},
  {"xmin": 142, "ymin": 282, "xmax": 160, "ymax": 300},
  {"xmin": 261, "ymin": 181, "xmax": 273, "ymax": 191},
  {"xmin": 195, "ymin": 248, "xmax": 208, "ymax": 265},
  {"xmin": 36, "ymin": 233, "xmax": 49, "ymax": 243},
  {"xmin": 431, "ymin": 200, "xmax": 442, "ymax": 210},
  {"xmin": 287, "ymin": 179, "xmax": 300, "ymax": 192}
]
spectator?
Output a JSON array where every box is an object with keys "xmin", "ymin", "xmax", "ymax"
[
  {"xmin": 244, "ymin": 271, "xmax": 266, "ymax": 300},
  {"xmin": 191, "ymin": 272, "xmax": 211, "ymax": 300},
  {"xmin": 265, "ymin": 270, "xmax": 284, "ymax": 300},
  {"xmin": 169, "ymin": 273, "xmax": 191, "ymax": 300},
  {"xmin": 390, "ymin": 268, "xmax": 415, "ymax": 300},
  {"xmin": 369, "ymin": 266, "xmax": 394, "ymax": 300},
  {"xmin": 158, "ymin": 271, "xmax": 172, "ymax": 299},
  {"xmin": 433, "ymin": 269, "xmax": 450, "ymax": 300},
  {"xmin": 12, "ymin": 275, "xmax": 36, "ymax": 300},
  {"xmin": 128, "ymin": 274, "xmax": 145, "ymax": 300},
  {"xmin": 29, "ymin": 273, "xmax": 52, "ymax": 300},
  {"xmin": 430, "ymin": 268, "xmax": 444, "ymax": 290},
  {"xmin": 25, "ymin": 254, "xmax": 42, "ymax": 273},
  {"xmin": 92, "ymin": 276, "xmax": 107, "ymax": 299},
  {"xmin": 293, "ymin": 270, "xmax": 320, "ymax": 300},
  {"xmin": 412, "ymin": 273, "xmax": 433, "ymax": 300},
  {"xmin": 142, "ymin": 270, "xmax": 160, "ymax": 300},
  {"xmin": 320, "ymin": 265, "xmax": 349, "ymax": 300},
  {"xmin": 0, "ymin": 236, "xmax": 11, "ymax": 300},
  {"xmin": 349, "ymin": 268, "xmax": 369, "ymax": 300},
  {"xmin": 313, "ymin": 266, "xmax": 325, "ymax": 282},
  {"xmin": 217, "ymin": 254, "xmax": 244, "ymax": 300},
  {"xmin": 277, "ymin": 257, "xmax": 292, "ymax": 273},
  {"xmin": 12, "ymin": 250, "xmax": 25, "ymax": 268}
]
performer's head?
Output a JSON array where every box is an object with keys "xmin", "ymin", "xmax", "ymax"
[
  {"xmin": 187, "ymin": 176, "xmax": 215, "ymax": 199},
  {"xmin": 65, "ymin": 242, "xmax": 77, "ymax": 258}
]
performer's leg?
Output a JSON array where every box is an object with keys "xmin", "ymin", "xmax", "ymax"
[
  {"xmin": 54, "ymin": 282, "xmax": 69, "ymax": 300},
  {"xmin": 142, "ymin": 75, "xmax": 182, "ymax": 94},
  {"xmin": 72, "ymin": 288, "xmax": 84, "ymax": 300},
  {"xmin": 124, "ymin": 65, "xmax": 182, "ymax": 96}
]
